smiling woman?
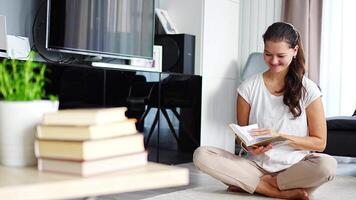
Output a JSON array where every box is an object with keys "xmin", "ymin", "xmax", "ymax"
[
  {"xmin": 263, "ymin": 41, "xmax": 297, "ymax": 74},
  {"xmin": 262, "ymin": 22, "xmax": 305, "ymax": 118},
  {"xmin": 193, "ymin": 22, "xmax": 337, "ymax": 200}
]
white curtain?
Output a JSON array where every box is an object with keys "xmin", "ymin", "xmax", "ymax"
[
  {"xmin": 238, "ymin": 0, "xmax": 283, "ymax": 74},
  {"xmin": 320, "ymin": 0, "xmax": 356, "ymax": 117}
]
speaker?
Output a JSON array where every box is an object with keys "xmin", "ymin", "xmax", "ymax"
[{"xmin": 155, "ymin": 34, "xmax": 195, "ymax": 75}]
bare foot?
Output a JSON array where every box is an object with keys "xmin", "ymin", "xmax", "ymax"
[
  {"xmin": 226, "ymin": 185, "xmax": 247, "ymax": 193},
  {"xmin": 261, "ymin": 174, "xmax": 278, "ymax": 188},
  {"xmin": 256, "ymin": 175, "xmax": 309, "ymax": 200},
  {"xmin": 280, "ymin": 189, "xmax": 308, "ymax": 200}
]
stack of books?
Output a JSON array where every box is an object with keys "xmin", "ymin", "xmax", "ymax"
[{"xmin": 35, "ymin": 107, "xmax": 147, "ymax": 176}]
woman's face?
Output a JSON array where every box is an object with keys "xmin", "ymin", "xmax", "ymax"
[{"xmin": 263, "ymin": 40, "xmax": 298, "ymax": 73}]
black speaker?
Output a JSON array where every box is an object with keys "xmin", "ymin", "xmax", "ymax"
[{"xmin": 155, "ymin": 34, "xmax": 195, "ymax": 75}]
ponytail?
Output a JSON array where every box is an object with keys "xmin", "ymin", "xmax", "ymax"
[{"xmin": 263, "ymin": 22, "xmax": 306, "ymax": 118}]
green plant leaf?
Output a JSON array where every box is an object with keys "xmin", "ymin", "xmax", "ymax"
[{"xmin": 0, "ymin": 51, "xmax": 58, "ymax": 101}]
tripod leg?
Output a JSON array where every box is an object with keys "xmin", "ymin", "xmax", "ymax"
[
  {"xmin": 171, "ymin": 108, "xmax": 199, "ymax": 145},
  {"xmin": 171, "ymin": 108, "xmax": 181, "ymax": 120},
  {"xmin": 161, "ymin": 108, "xmax": 179, "ymax": 144},
  {"xmin": 138, "ymin": 106, "xmax": 151, "ymax": 127},
  {"xmin": 145, "ymin": 110, "xmax": 159, "ymax": 147}
]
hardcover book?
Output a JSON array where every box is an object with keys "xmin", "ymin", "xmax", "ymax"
[
  {"xmin": 37, "ymin": 152, "xmax": 148, "ymax": 176},
  {"xmin": 37, "ymin": 119, "xmax": 137, "ymax": 141},
  {"xmin": 42, "ymin": 107, "xmax": 127, "ymax": 126},
  {"xmin": 35, "ymin": 134, "xmax": 144, "ymax": 160},
  {"xmin": 229, "ymin": 123, "xmax": 286, "ymax": 147}
]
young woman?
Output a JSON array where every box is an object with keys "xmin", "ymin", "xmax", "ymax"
[{"xmin": 193, "ymin": 22, "xmax": 337, "ymax": 200}]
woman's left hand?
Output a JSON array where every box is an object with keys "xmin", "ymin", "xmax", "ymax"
[{"xmin": 246, "ymin": 144, "xmax": 273, "ymax": 155}]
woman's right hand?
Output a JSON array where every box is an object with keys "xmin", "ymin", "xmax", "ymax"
[{"xmin": 243, "ymin": 143, "xmax": 273, "ymax": 155}]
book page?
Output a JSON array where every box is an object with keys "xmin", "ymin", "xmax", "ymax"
[
  {"xmin": 229, "ymin": 123, "xmax": 280, "ymax": 146},
  {"xmin": 229, "ymin": 123, "xmax": 258, "ymax": 145}
]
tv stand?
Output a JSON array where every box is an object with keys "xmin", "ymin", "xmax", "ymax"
[
  {"xmin": 84, "ymin": 55, "xmax": 103, "ymax": 62},
  {"xmin": 92, "ymin": 61, "xmax": 161, "ymax": 72},
  {"xmin": 45, "ymin": 62, "xmax": 202, "ymax": 164}
]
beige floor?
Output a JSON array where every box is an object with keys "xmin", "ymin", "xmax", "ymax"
[
  {"xmin": 93, "ymin": 156, "xmax": 356, "ymax": 200},
  {"xmin": 140, "ymin": 176, "xmax": 356, "ymax": 200}
]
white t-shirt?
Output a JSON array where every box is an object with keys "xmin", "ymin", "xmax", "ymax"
[{"xmin": 237, "ymin": 73, "xmax": 321, "ymax": 172}]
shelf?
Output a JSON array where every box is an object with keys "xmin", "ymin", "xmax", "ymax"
[
  {"xmin": 92, "ymin": 62, "xmax": 161, "ymax": 73},
  {"xmin": 0, "ymin": 162, "xmax": 189, "ymax": 199}
]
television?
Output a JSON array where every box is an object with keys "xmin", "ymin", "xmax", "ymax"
[{"xmin": 46, "ymin": 0, "xmax": 155, "ymax": 60}]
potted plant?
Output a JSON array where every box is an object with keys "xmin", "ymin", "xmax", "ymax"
[{"xmin": 0, "ymin": 53, "xmax": 58, "ymax": 167}]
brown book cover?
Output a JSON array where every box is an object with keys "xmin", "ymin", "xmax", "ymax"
[
  {"xmin": 37, "ymin": 119, "xmax": 137, "ymax": 141},
  {"xmin": 37, "ymin": 152, "xmax": 148, "ymax": 176}
]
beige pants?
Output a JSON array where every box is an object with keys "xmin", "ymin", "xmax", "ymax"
[{"xmin": 193, "ymin": 146, "xmax": 337, "ymax": 194}]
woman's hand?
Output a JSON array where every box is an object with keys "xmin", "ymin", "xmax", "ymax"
[
  {"xmin": 244, "ymin": 143, "xmax": 273, "ymax": 155},
  {"xmin": 241, "ymin": 127, "xmax": 278, "ymax": 155},
  {"xmin": 250, "ymin": 128, "xmax": 280, "ymax": 137}
]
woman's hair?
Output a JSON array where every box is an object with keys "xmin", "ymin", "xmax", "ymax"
[{"xmin": 263, "ymin": 22, "xmax": 306, "ymax": 118}]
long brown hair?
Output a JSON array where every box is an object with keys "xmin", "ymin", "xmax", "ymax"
[{"xmin": 263, "ymin": 22, "xmax": 306, "ymax": 118}]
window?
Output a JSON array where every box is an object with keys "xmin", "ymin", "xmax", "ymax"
[{"xmin": 320, "ymin": 0, "xmax": 356, "ymax": 116}]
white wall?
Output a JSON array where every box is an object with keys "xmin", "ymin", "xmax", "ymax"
[
  {"xmin": 159, "ymin": 0, "xmax": 239, "ymax": 152},
  {"xmin": 200, "ymin": 0, "xmax": 239, "ymax": 151}
]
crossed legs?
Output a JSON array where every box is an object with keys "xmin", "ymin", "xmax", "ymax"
[{"xmin": 193, "ymin": 146, "xmax": 337, "ymax": 199}]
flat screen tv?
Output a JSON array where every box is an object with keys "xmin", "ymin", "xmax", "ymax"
[{"xmin": 46, "ymin": 0, "xmax": 155, "ymax": 60}]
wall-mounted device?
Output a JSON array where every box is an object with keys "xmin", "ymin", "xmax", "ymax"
[
  {"xmin": 0, "ymin": 15, "xmax": 31, "ymax": 59},
  {"xmin": 6, "ymin": 35, "xmax": 31, "ymax": 59},
  {"xmin": 0, "ymin": 15, "xmax": 8, "ymax": 57}
]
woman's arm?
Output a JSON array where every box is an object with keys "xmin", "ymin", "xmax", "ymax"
[
  {"xmin": 251, "ymin": 97, "xmax": 327, "ymax": 152},
  {"xmin": 281, "ymin": 97, "xmax": 327, "ymax": 151},
  {"xmin": 235, "ymin": 95, "xmax": 249, "ymax": 144},
  {"xmin": 236, "ymin": 94, "xmax": 273, "ymax": 154},
  {"xmin": 236, "ymin": 94, "xmax": 250, "ymax": 126}
]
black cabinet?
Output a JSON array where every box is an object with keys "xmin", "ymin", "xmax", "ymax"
[{"xmin": 45, "ymin": 63, "xmax": 202, "ymax": 164}]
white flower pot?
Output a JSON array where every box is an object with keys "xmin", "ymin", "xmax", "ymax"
[{"xmin": 0, "ymin": 100, "xmax": 59, "ymax": 167}]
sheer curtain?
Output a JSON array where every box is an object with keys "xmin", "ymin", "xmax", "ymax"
[{"xmin": 320, "ymin": 0, "xmax": 356, "ymax": 117}]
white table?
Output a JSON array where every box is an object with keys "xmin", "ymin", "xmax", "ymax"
[{"xmin": 0, "ymin": 162, "xmax": 189, "ymax": 200}]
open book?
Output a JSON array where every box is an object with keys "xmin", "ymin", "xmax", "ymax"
[{"xmin": 229, "ymin": 123, "xmax": 286, "ymax": 147}]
